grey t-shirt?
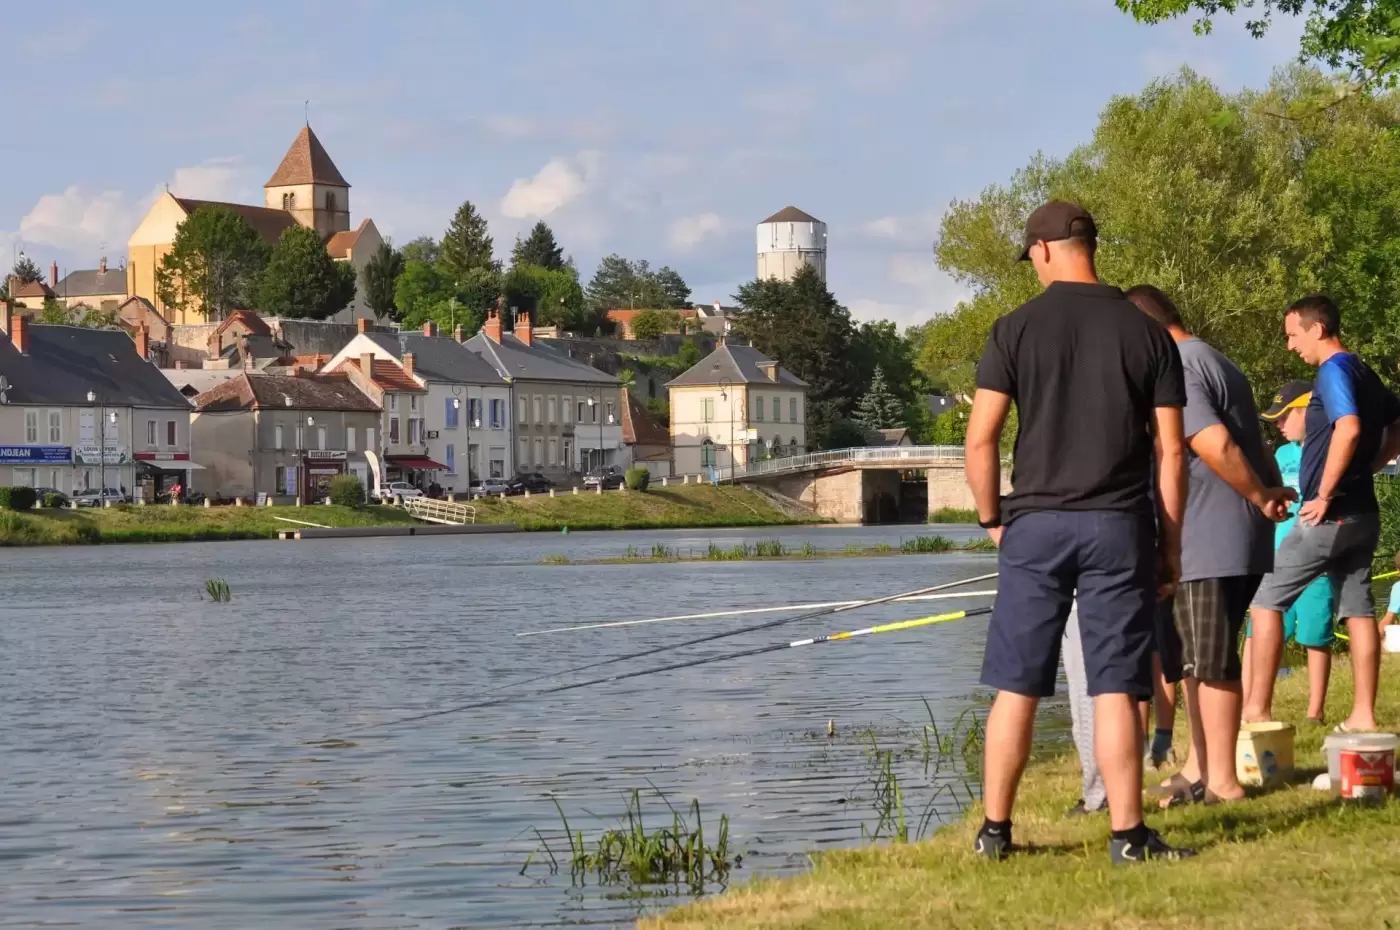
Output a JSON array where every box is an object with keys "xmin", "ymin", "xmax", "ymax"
[{"xmin": 1178, "ymin": 337, "xmax": 1277, "ymax": 581}]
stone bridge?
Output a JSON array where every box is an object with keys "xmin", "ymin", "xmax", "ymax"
[{"xmin": 719, "ymin": 445, "xmax": 1009, "ymax": 525}]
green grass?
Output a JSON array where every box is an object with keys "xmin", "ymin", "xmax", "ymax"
[
  {"xmin": 467, "ymin": 484, "xmax": 823, "ymax": 532},
  {"xmin": 0, "ymin": 504, "xmax": 418, "ymax": 546},
  {"xmin": 928, "ymin": 507, "xmax": 978, "ymax": 524},
  {"xmin": 540, "ymin": 535, "xmax": 998, "ymax": 565},
  {"xmin": 648, "ymin": 655, "xmax": 1400, "ymax": 930}
]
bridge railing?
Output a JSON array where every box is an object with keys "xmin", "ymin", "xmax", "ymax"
[{"xmin": 723, "ymin": 445, "xmax": 966, "ymax": 481}]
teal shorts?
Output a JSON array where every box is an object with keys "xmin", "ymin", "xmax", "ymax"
[{"xmin": 1245, "ymin": 574, "xmax": 1336, "ymax": 647}]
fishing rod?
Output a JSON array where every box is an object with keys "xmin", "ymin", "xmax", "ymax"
[
  {"xmin": 515, "ymin": 590, "xmax": 1000, "ymax": 637},
  {"xmin": 346, "ymin": 571, "xmax": 998, "ymax": 734},
  {"xmin": 355, "ymin": 605, "xmax": 994, "ymax": 731}
]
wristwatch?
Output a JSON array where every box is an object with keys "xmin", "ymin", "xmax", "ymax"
[{"xmin": 978, "ymin": 515, "xmax": 1002, "ymax": 530}]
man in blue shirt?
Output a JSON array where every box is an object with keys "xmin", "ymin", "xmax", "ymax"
[{"xmin": 1248, "ymin": 296, "xmax": 1400, "ymax": 732}]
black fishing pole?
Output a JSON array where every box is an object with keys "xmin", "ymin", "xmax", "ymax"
[
  {"xmin": 353, "ymin": 605, "xmax": 994, "ymax": 731},
  {"xmin": 440, "ymin": 570, "xmax": 998, "ymax": 707}
]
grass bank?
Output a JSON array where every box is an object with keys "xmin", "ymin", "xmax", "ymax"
[
  {"xmin": 0, "ymin": 504, "xmax": 418, "ymax": 546},
  {"xmin": 465, "ymin": 485, "xmax": 822, "ymax": 532},
  {"xmin": 928, "ymin": 507, "xmax": 977, "ymax": 524},
  {"xmin": 648, "ymin": 656, "xmax": 1400, "ymax": 930},
  {"xmin": 541, "ymin": 534, "xmax": 995, "ymax": 564}
]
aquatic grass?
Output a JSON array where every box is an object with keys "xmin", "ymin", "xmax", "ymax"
[
  {"xmin": 652, "ymin": 542, "xmax": 677, "ymax": 559},
  {"xmin": 899, "ymin": 535, "xmax": 955, "ymax": 554},
  {"xmin": 527, "ymin": 788, "xmax": 738, "ymax": 892},
  {"xmin": 541, "ymin": 554, "xmax": 573, "ymax": 564},
  {"xmin": 799, "ymin": 542, "xmax": 817, "ymax": 558},
  {"xmin": 203, "ymin": 578, "xmax": 232, "ymax": 602},
  {"xmin": 753, "ymin": 539, "xmax": 787, "ymax": 557},
  {"xmin": 927, "ymin": 507, "xmax": 978, "ymax": 524}
]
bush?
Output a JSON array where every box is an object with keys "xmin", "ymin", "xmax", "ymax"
[
  {"xmin": 328, "ymin": 475, "xmax": 366, "ymax": 507},
  {"xmin": 625, "ymin": 466, "xmax": 651, "ymax": 491},
  {"xmin": 0, "ymin": 487, "xmax": 38, "ymax": 512},
  {"xmin": 42, "ymin": 493, "xmax": 66, "ymax": 509}
]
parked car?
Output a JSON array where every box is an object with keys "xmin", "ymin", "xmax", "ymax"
[
  {"xmin": 72, "ymin": 487, "xmax": 128, "ymax": 507},
  {"xmin": 507, "ymin": 472, "xmax": 553, "ymax": 495},
  {"xmin": 583, "ymin": 466, "xmax": 624, "ymax": 490},
  {"xmin": 375, "ymin": 481, "xmax": 424, "ymax": 501},
  {"xmin": 469, "ymin": 477, "xmax": 512, "ymax": 499},
  {"xmin": 33, "ymin": 487, "xmax": 68, "ymax": 507}
]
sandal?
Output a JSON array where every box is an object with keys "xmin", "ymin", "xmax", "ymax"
[
  {"xmin": 1334, "ymin": 722, "xmax": 1377, "ymax": 734},
  {"xmin": 1157, "ymin": 780, "xmax": 1205, "ymax": 809},
  {"xmin": 1147, "ymin": 772, "xmax": 1195, "ymax": 801}
]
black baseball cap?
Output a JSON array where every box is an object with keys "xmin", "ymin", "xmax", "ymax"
[
  {"xmin": 1260, "ymin": 380, "xmax": 1313, "ymax": 421},
  {"xmin": 1017, "ymin": 200, "xmax": 1098, "ymax": 261}
]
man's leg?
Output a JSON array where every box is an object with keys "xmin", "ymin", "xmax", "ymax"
[
  {"xmin": 1095, "ymin": 692, "xmax": 1146, "ymax": 830},
  {"xmin": 1150, "ymin": 652, "xmax": 1177, "ymax": 766},
  {"xmin": 1249, "ymin": 525, "xmax": 1331, "ymax": 721},
  {"xmin": 1333, "ymin": 515, "xmax": 1382, "ymax": 732},
  {"xmin": 1344, "ymin": 616, "xmax": 1380, "ymax": 731},
  {"xmin": 1198, "ymin": 679, "xmax": 1245, "ymax": 799},
  {"xmin": 1293, "ymin": 579, "xmax": 1337, "ymax": 723},
  {"xmin": 1306, "ymin": 648, "xmax": 1332, "ymax": 723},
  {"xmin": 1244, "ymin": 607, "xmax": 1286, "ymax": 722},
  {"xmin": 983, "ymin": 692, "xmax": 1039, "ymax": 822},
  {"xmin": 1240, "ymin": 634, "xmax": 1254, "ymax": 710}
]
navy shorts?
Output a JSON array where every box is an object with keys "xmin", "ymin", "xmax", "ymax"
[{"xmin": 981, "ymin": 509, "xmax": 1157, "ymax": 699}]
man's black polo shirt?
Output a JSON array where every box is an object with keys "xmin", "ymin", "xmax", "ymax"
[{"xmin": 975, "ymin": 281, "xmax": 1186, "ymax": 521}]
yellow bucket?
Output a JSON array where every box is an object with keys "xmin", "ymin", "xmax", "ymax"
[{"xmin": 1237, "ymin": 722, "xmax": 1295, "ymax": 788}]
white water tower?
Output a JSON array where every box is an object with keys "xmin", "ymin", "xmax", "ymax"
[{"xmin": 756, "ymin": 206, "xmax": 826, "ymax": 283}]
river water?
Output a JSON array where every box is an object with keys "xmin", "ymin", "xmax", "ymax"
[{"xmin": 0, "ymin": 524, "xmax": 1067, "ymax": 928}]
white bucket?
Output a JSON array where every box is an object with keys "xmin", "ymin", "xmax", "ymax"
[{"xmin": 1384, "ymin": 624, "xmax": 1400, "ymax": 654}]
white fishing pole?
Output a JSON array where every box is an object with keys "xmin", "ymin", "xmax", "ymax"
[{"xmin": 516, "ymin": 589, "xmax": 999, "ymax": 637}]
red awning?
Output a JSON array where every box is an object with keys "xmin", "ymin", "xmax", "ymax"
[{"xmin": 385, "ymin": 455, "xmax": 448, "ymax": 470}]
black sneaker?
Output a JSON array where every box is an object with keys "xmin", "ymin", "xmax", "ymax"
[
  {"xmin": 974, "ymin": 825, "xmax": 1011, "ymax": 860},
  {"xmin": 1110, "ymin": 828, "xmax": 1196, "ymax": 864}
]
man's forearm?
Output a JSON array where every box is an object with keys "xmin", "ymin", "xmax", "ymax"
[
  {"xmin": 1155, "ymin": 447, "xmax": 1186, "ymax": 555},
  {"xmin": 1318, "ymin": 419, "xmax": 1361, "ymax": 499},
  {"xmin": 965, "ymin": 439, "xmax": 1002, "ymax": 522},
  {"xmin": 1192, "ymin": 427, "xmax": 1269, "ymax": 509}
]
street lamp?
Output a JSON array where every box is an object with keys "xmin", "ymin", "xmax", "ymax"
[
  {"xmin": 586, "ymin": 393, "xmax": 615, "ymax": 473},
  {"xmin": 86, "ymin": 390, "xmax": 117, "ymax": 503},
  {"xmin": 718, "ymin": 378, "xmax": 735, "ymax": 482}
]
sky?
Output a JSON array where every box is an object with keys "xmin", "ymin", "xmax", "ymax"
[{"xmin": 1, "ymin": 0, "xmax": 1305, "ymax": 329}]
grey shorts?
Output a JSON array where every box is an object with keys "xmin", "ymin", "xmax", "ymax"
[{"xmin": 1252, "ymin": 514, "xmax": 1380, "ymax": 620}]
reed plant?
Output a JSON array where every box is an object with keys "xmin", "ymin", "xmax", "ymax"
[{"xmin": 203, "ymin": 578, "xmax": 232, "ymax": 602}]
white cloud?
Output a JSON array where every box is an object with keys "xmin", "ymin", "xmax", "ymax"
[
  {"xmin": 667, "ymin": 212, "xmax": 724, "ymax": 251},
  {"xmin": 499, "ymin": 151, "xmax": 601, "ymax": 219},
  {"xmin": 164, "ymin": 157, "xmax": 251, "ymax": 202},
  {"xmin": 846, "ymin": 253, "xmax": 969, "ymax": 328},
  {"xmin": 859, "ymin": 211, "xmax": 943, "ymax": 244}
]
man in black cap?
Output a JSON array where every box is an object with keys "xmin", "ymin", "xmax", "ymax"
[{"xmin": 966, "ymin": 200, "xmax": 1194, "ymax": 862}]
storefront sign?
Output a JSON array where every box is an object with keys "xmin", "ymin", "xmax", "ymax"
[
  {"xmin": 306, "ymin": 450, "xmax": 348, "ymax": 460},
  {"xmin": 0, "ymin": 445, "xmax": 71, "ymax": 464},
  {"xmin": 75, "ymin": 444, "xmax": 130, "ymax": 465},
  {"xmin": 135, "ymin": 452, "xmax": 190, "ymax": 461}
]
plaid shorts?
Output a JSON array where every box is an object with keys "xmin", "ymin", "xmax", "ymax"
[{"xmin": 1158, "ymin": 575, "xmax": 1261, "ymax": 683}]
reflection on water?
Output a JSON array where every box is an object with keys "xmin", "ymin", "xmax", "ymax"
[{"xmin": 0, "ymin": 525, "xmax": 1065, "ymax": 928}]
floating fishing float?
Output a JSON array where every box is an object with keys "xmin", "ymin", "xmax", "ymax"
[
  {"xmin": 515, "ymin": 590, "xmax": 1000, "ymax": 637},
  {"xmin": 357, "ymin": 604, "xmax": 994, "ymax": 730}
]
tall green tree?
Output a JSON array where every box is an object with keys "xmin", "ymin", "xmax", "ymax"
[
  {"xmin": 850, "ymin": 320, "xmax": 925, "ymax": 423},
  {"xmin": 628, "ymin": 308, "xmax": 681, "ymax": 340},
  {"xmin": 399, "ymin": 236, "xmax": 440, "ymax": 266},
  {"xmin": 11, "ymin": 255, "xmax": 42, "ymax": 285},
  {"xmin": 731, "ymin": 264, "xmax": 855, "ymax": 447},
  {"xmin": 257, "ymin": 225, "xmax": 358, "ymax": 320},
  {"xmin": 511, "ymin": 221, "xmax": 566, "ymax": 270},
  {"xmin": 360, "ymin": 242, "xmax": 405, "ymax": 321},
  {"xmin": 156, "ymin": 205, "xmax": 270, "ymax": 320},
  {"xmin": 439, "ymin": 200, "xmax": 499, "ymax": 280},
  {"xmin": 852, "ymin": 366, "xmax": 906, "ymax": 431},
  {"xmin": 585, "ymin": 255, "xmax": 692, "ymax": 310},
  {"xmin": 394, "ymin": 260, "xmax": 498, "ymax": 335},
  {"xmin": 1118, "ymin": 1, "xmax": 1400, "ymax": 91}
]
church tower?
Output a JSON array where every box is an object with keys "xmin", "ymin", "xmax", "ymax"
[{"xmin": 264, "ymin": 125, "xmax": 350, "ymax": 239}]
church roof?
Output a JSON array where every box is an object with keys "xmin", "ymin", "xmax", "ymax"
[
  {"xmin": 174, "ymin": 198, "xmax": 299, "ymax": 244},
  {"xmin": 265, "ymin": 126, "xmax": 349, "ymax": 188},
  {"xmin": 325, "ymin": 219, "xmax": 372, "ymax": 259}
]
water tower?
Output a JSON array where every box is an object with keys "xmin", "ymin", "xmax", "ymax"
[{"xmin": 756, "ymin": 206, "xmax": 827, "ymax": 283}]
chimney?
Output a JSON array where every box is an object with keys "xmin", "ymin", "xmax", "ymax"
[
  {"xmin": 11, "ymin": 313, "xmax": 29, "ymax": 354},
  {"xmin": 360, "ymin": 352, "xmax": 374, "ymax": 379},
  {"xmin": 453, "ymin": 324, "xmax": 464, "ymax": 343},
  {"xmin": 357, "ymin": 317, "xmax": 370, "ymax": 335},
  {"xmin": 135, "ymin": 323, "xmax": 149, "ymax": 361},
  {"xmin": 403, "ymin": 351, "xmax": 415, "ymax": 378},
  {"xmin": 713, "ymin": 299, "xmax": 721, "ymax": 313},
  {"xmin": 483, "ymin": 308, "xmax": 502, "ymax": 343},
  {"xmin": 49, "ymin": 261, "xmax": 58, "ymax": 288},
  {"xmin": 516, "ymin": 308, "xmax": 533, "ymax": 347},
  {"xmin": 423, "ymin": 321, "xmax": 437, "ymax": 337},
  {"xmin": 99, "ymin": 255, "xmax": 107, "ymax": 274}
]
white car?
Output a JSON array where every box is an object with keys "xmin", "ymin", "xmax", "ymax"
[
  {"xmin": 72, "ymin": 487, "xmax": 128, "ymax": 507},
  {"xmin": 469, "ymin": 477, "xmax": 511, "ymax": 499},
  {"xmin": 376, "ymin": 481, "xmax": 424, "ymax": 501}
]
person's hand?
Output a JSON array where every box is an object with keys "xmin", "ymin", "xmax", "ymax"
[
  {"xmin": 1156, "ymin": 549, "xmax": 1180, "ymax": 603},
  {"xmin": 1298, "ymin": 496, "xmax": 1330, "ymax": 526},
  {"xmin": 1258, "ymin": 486, "xmax": 1298, "ymax": 523},
  {"xmin": 987, "ymin": 526, "xmax": 1004, "ymax": 548}
]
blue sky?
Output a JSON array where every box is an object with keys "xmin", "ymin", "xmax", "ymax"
[{"xmin": 2, "ymin": 0, "xmax": 1303, "ymax": 327}]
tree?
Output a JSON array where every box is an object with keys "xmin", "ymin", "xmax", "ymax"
[
  {"xmin": 39, "ymin": 298, "xmax": 73, "ymax": 325},
  {"xmin": 853, "ymin": 366, "xmax": 906, "ymax": 431},
  {"xmin": 361, "ymin": 242, "xmax": 404, "ymax": 321},
  {"xmin": 675, "ymin": 339, "xmax": 703, "ymax": 370},
  {"xmin": 257, "ymin": 225, "xmax": 358, "ymax": 320},
  {"xmin": 399, "ymin": 236, "xmax": 440, "ymax": 266},
  {"xmin": 511, "ymin": 221, "xmax": 565, "ymax": 270},
  {"xmin": 439, "ymin": 200, "xmax": 499, "ymax": 280},
  {"xmin": 1118, "ymin": 1, "xmax": 1400, "ymax": 91},
  {"xmin": 394, "ymin": 260, "xmax": 498, "ymax": 335},
  {"xmin": 629, "ymin": 308, "xmax": 680, "ymax": 340},
  {"xmin": 731, "ymin": 264, "xmax": 856, "ymax": 447},
  {"xmin": 501, "ymin": 263, "xmax": 592, "ymax": 332},
  {"xmin": 850, "ymin": 320, "xmax": 925, "ymax": 425},
  {"xmin": 156, "ymin": 205, "xmax": 269, "ymax": 320},
  {"xmin": 11, "ymin": 255, "xmax": 42, "ymax": 285},
  {"xmin": 586, "ymin": 255, "xmax": 692, "ymax": 310}
]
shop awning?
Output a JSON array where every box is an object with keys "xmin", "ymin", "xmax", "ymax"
[
  {"xmin": 385, "ymin": 455, "xmax": 448, "ymax": 470},
  {"xmin": 138, "ymin": 460, "xmax": 206, "ymax": 471}
]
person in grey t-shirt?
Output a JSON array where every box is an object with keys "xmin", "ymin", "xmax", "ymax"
[{"xmin": 1126, "ymin": 286, "xmax": 1293, "ymax": 805}]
